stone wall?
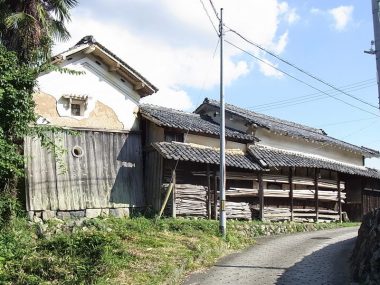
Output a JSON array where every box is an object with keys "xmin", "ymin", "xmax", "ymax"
[
  {"xmin": 28, "ymin": 208, "xmax": 130, "ymax": 223},
  {"xmin": 351, "ymin": 208, "xmax": 380, "ymax": 284}
]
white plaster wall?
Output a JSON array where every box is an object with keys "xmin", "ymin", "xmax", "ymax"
[
  {"xmin": 37, "ymin": 54, "xmax": 141, "ymax": 131},
  {"xmin": 147, "ymin": 123, "xmax": 164, "ymax": 144},
  {"xmin": 255, "ymin": 129, "xmax": 363, "ymax": 166},
  {"xmin": 198, "ymin": 106, "xmax": 366, "ymax": 166},
  {"xmin": 185, "ymin": 134, "xmax": 246, "ymax": 151}
]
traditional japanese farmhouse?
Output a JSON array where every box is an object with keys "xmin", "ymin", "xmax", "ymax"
[
  {"xmin": 25, "ymin": 36, "xmax": 158, "ymax": 220},
  {"xmin": 140, "ymin": 99, "xmax": 380, "ymax": 222},
  {"xmin": 25, "ymin": 35, "xmax": 380, "ymax": 223}
]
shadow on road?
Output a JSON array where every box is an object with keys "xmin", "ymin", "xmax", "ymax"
[{"xmin": 275, "ymin": 237, "xmax": 356, "ymax": 285}]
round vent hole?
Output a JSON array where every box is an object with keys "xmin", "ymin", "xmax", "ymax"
[{"xmin": 72, "ymin": 146, "xmax": 84, "ymax": 158}]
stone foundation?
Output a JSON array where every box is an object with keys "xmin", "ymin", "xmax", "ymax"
[{"xmin": 28, "ymin": 207, "xmax": 130, "ymax": 222}]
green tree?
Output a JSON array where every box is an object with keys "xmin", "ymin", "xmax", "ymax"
[
  {"xmin": 0, "ymin": 45, "xmax": 37, "ymax": 222},
  {"xmin": 0, "ymin": 1, "xmax": 79, "ymax": 222},
  {"xmin": 0, "ymin": 0, "xmax": 78, "ymax": 63}
]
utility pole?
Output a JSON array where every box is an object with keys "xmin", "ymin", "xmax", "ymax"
[
  {"xmin": 219, "ymin": 8, "xmax": 226, "ymax": 237},
  {"xmin": 369, "ymin": 0, "xmax": 380, "ymax": 108}
]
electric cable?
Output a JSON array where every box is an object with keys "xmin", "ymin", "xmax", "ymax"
[
  {"xmin": 226, "ymin": 40, "xmax": 380, "ymax": 118},
  {"xmin": 248, "ymin": 79, "xmax": 376, "ymax": 110}
]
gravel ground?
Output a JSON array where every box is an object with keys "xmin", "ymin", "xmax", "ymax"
[{"xmin": 183, "ymin": 226, "xmax": 358, "ymax": 285}]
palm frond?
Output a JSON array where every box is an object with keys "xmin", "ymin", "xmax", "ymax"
[
  {"xmin": 4, "ymin": 12, "xmax": 35, "ymax": 29},
  {"xmin": 50, "ymin": 19, "xmax": 70, "ymax": 41}
]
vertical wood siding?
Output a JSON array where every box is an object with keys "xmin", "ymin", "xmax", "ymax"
[
  {"xmin": 363, "ymin": 190, "xmax": 380, "ymax": 215},
  {"xmin": 25, "ymin": 130, "xmax": 144, "ymax": 211},
  {"xmin": 144, "ymin": 150, "xmax": 163, "ymax": 212}
]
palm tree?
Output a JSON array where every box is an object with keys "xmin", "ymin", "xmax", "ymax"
[{"xmin": 0, "ymin": 0, "xmax": 78, "ymax": 63}]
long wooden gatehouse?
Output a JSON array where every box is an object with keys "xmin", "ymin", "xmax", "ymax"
[{"xmin": 140, "ymin": 103, "xmax": 380, "ymax": 222}]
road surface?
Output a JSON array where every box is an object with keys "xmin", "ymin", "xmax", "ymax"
[{"xmin": 184, "ymin": 227, "xmax": 358, "ymax": 285}]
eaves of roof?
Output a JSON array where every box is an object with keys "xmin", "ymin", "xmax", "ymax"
[
  {"xmin": 196, "ymin": 98, "xmax": 379, "ymax": 158},
  {"xmin": 248, "ymin": 144, "xmax": 380, "ymax": 179},
  {"xmin": 52, "ymin": 36, "xmax": 158, "ymax": 97},
  {"xmin": 140, "ymin": 104, "xmax": 257, "ymax": 143},
  {"xmin": 152, "ymin": 141, "xmax": 263, "ymax": 171}
]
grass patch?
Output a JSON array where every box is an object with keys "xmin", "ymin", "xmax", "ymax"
[{"xmin": 0, "ymin": 216, "xmax": 359, "ymax": 284}]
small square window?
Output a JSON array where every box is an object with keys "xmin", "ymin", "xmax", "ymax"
[{"xmin": 71, "ymin": 103, "xmax": 81, "ymax": 116}]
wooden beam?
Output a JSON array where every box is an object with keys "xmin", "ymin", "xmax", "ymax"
[
  {"xmin": 258, "ymin": 173, "xmax": 264, "ymax": 221},
  {"xmin": 134, "ymin": 82, "xmax": 146, "ymax": 91},
  {"xmin": 214, "ymin": 175, "xmax": 218, "ymax": 220},
  {"xmin": 109, "ymin": 62, "xmax": 121, "ymax": 72},
  {"xmin": 289, "ymin": 167, "xmax": 294, "ymax": 222},
  {"xmin": 84, "ymin": 46, "xmax": 96, "ymax": 54},
  {"xmin": 172, "ymin": 169, "xmax": 176, "ymax": 218},
  {"xmin": 206, "ymin": 164, "xmax": 211, "ymax": 219},
  {"xmin": 158, "ymin": 182, "xmax": 174, "ymax": 219},
  {"xmin": 314, "ymin": 169, "xmax": 319, "ymax": 222},
  {"xmin": 337, "ymin": 174, "xmax": 342, "ymax": 223},
  {"xmin": 361, "ymin": 179, "xmax": 365, "ymax": 216}
]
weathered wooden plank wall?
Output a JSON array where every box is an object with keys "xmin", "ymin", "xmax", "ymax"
[
  {"xmin": 363, "ymin": 190, "xmax": 380, "ymax": 215},
  {"xmin": 25, "ymin": 130, "xmax": 144, "ymax": 211},
  {"xmin": 144, "ymin": 149, "xmax": 163, "ymax": 211}
]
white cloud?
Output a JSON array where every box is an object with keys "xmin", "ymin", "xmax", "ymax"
[
  {"xmin": 140, "ymin": 88, "xmax": 193, "ymax": 110},
  {"xmin": 272, "ymin": 31, "xmax": 289, "ymax": 54},
  {"xmin": 328, "ymin": 5, "xmax": 354, "ymax": 31},
  {"xmin": 258, "ymin": 59, "xmax": 283, "ymax": 78},
  {"xmin": 54, "ymin": 0, "xmax": 297, "ymax": 109},
  {"xmin": 286, "ymin": 9, "xmax": 300, "ymax": 24},
  {"xmin": 278, "ymin": 2, "xmax": 299, "ymax": 24}
]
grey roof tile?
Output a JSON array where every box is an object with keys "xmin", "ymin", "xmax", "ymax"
[
  {"xmin": 140, "ymin": 104, "xmax": 256, "ymax": 142},
  {"xmin": 248, "ymin": 144, "xmax": 380, "ymax": 179},
  {"xmin": 152, "ymin": 142, "xmax": 262, "ymax": 170},
  {"xmin": 197, "ymin": 98, "xmax": 379, "ymax": 157}
]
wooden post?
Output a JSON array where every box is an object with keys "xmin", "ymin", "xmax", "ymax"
[
  {"xmin": 214, "ymin": 175, "xmax": 218, "ymax": 220},
  {"xmin": 258, "ymin": 173, "xmax": 264, "ymax": 221},
  {"xmin": 206, "ymin": 164, "xmax": 211, "ymax": 219},
  {"xmin": 314, "ymin": 169, "xmax": 319, "ymax": 222},
  {"xmin": 289, "ymin": 167, "xmax": 294, "ymax": 222},
  {"xmin": 172, "ymin": 169, "xmax": 176, "ymax": 218},
  {"xmin": 337, "ymin": 174, "xmax": 342, "ymax": 223},
  {"xmin": 158, "ymin": 183, "xmax": 174, "ymax": 219}
]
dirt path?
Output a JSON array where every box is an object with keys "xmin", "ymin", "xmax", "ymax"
[{"xmin": 183, "ymin": 227, "xmax": 358, "ymax": 285}]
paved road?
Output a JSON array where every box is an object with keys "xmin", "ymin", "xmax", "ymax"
[{"xmin": 184, "ymin": 227, "xmax": 358, "ymax": 285}]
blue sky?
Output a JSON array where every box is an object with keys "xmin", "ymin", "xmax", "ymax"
[{"xmin": 54, "ymin": 0, "xmax": 380, "ymax": 167}]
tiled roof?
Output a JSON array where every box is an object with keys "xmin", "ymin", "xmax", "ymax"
[
  {"xmin": 152, "ymin": 142, "xmax": 263, "ymax": 170},
  {"xmin": 54, "ymin": 36, "xmax": 158, "ymax": 96},
  {"xmin": 140, "ymin": 104, "xmax": 256, "ymax": 142},
  {"xmin": 248, "ymin": 144, "xmax": 380, "ymax": 179},
  {"xmin": 196, "ymin": 98, "xmax": 379, "ymax": 157}
]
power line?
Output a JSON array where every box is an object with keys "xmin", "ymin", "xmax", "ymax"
[
  {"xmin": 202, "ymin": 1, "xmax": 380, "ymax": 118},
  {"xmin": 319, "ymin": 117, "xmax": 378, "ymax": 127},
  {"xmin": 208, "ymin": 0, "xmax": 219, "ymax": 20},
  {"xmin": 199, "ymin": 0, "xmax": 218, "ymax": 35},
  {"xmin": 248, "ymin": 78, "xmax": 375, "ymax": 109},
  {"xmin": 226, "ymin": 27, "xmax": 380, "ymax": 110},
  {"xmin": 226, "ymin": 40, "xmax": 380, "ymax": 118},
  {"xmin": 255, "ymin": 82, "xmax": 376, "ymax": 112},
  {"xmin": 309, "ymin": 119, "xmax": 379, "ymax": 153}
]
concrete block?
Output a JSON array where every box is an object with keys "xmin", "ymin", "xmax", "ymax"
[
  {"xmin": 56, "ymin": 211, "xmax": 71, "ymax": 220},
  {"xmin": 70, "ymin": 210, "xmax": 85, "ymax": 219},
  {"xmin": 101, "ymin": 208, "xmax": 110, "ymax": 216},
  {"xmin": 42, "ymin": 210, "xmax": 56, "ymax": 221},
  {"xmin": 110, "ymin": 207, "xmax": 129, "ymax": 218},
  {"xmin": 86, "ymin": 208, "xmax": 102, "ymax": 218}
]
